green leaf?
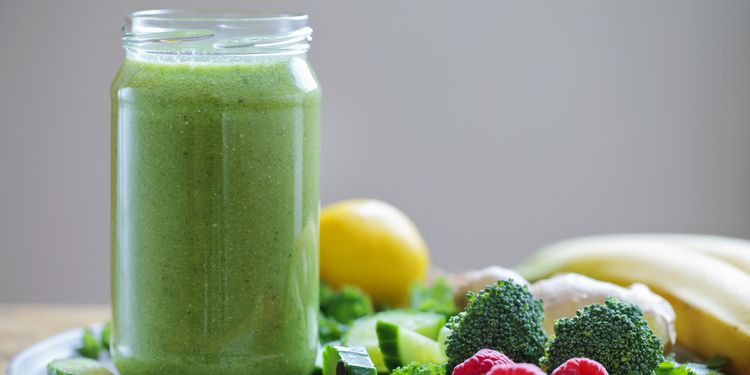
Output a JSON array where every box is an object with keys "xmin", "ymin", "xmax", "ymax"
[
  {"xmin": 320, "ymin": 283, "xmax": 375, "ymax": 325},
  {"xmin": 76, "ymin": 328, "xmax": 102, "ymax": 359},
  {"xmin": 100, "ymin": 321, "xmax": 111, "ymax": 350},
  {"xmin": 410, "ymin": 277, "xmax": 457, "ymax": 317},
  {"xmin": 654, "ymin": 360, "xmax": 726, "ymax": 375}
]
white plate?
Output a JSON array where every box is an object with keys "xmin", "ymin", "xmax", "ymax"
[{"xmin": 7, "ymin": 323, "xmax": 119, "ymax": 375}]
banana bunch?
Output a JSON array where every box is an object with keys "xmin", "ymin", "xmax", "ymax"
[{"xmin": 515, "ymin": 234, "xmax": 750, "ymax": 374}]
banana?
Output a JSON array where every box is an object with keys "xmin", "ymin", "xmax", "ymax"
[
  {"xmin": 544, "ymin": 233, "xmax": 750, "ymax": 274},
  {"xmin": 516, "ymin": 237, "xmax": 750, "ymax": 374},
  {"xmin": 646, "ymin": 233, "xmax": 750, "ymax": 274}
]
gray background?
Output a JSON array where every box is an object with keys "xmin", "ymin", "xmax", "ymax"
[{"xmin": 1, "ymin": 1, "xmax": 749, "ymax": 303}]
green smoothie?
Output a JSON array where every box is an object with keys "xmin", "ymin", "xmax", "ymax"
[{"xmin": 111, "ymin": 55, "xmax": 320, "ymax": 374}]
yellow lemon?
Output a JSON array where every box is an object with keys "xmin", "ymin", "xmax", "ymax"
[{"xmin": 320, "ymin": 199, "xmax": 430, "ymax": 307}]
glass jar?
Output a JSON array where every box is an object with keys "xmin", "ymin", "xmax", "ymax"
[{"xmin": 111, "ymin": 10, "xmax": 320, "ymax": 374}]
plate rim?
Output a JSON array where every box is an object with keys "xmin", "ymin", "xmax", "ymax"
[{"xmin": 7, "ymin": 322, "xmax": 105, "ymax": 375}]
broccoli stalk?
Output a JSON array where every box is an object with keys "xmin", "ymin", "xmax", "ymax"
[
  {"xmin": 541, "ymin": 297, "xmax": 664, "ymax": 375},
  {"xmin": 444, "ymin": 279, "xmax": 547, "ymax": 371}
]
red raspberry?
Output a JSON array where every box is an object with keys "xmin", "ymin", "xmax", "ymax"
[
  {"xmin": 452, "ymin": 349, "xmax": 514, "ymax": 375},
  {"xmin": 551, "ymin": 358, "xmax": 608, "ymax": 375},
  {"xmin": 486, "ymin": 363, "xmax": 546, "ymax": 375}
]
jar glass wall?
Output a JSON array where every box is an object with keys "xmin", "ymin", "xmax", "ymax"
[{"xmin": 111, "ymin": 10, "xmax": 320, "ymax": 374}]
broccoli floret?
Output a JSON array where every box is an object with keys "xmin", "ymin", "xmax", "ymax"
[
  {"xmin": 445, "ymin": 279, "xmax": 547, "ymax": 371},
  {"xmin": 320, "ymin": 283, "xmax": 374, "ymax": 325},
  {"xmin": 410, "ymin": 277, "xmax": 458, "ymax": 317},
  {"xmin": 391, "ymin": 362, "xmax": 446, "ymax": 375},
  {"xmin": 541, "ymin": 297, "xmax": 664, "ymax": 375}
]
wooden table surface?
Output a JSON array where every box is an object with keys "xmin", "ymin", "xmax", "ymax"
[{"xmin": 0, "ymin": 304, "xmax": 110, "ymax": 373}]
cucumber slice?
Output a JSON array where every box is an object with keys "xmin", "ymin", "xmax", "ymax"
[
  {"xmin": 322, "ymin": 345, "xmax": 377, "ymax": 375},
  {"xmin": 376, "ymin": 320, "xmax": 446, "ymax": 371},
  {"xmin": 342, "ymin": 310, "xmax": 446, "ymax": 372},
  {"xmin": 47, "ymin": 358, "xmax": 113, "ymax": 375},
  {"xmin": 437, "ymin": 325, "xmax": 452, "ymax": 355},
  {"xmin": 315, "ymin": 341, "xmax": 342, "ymax": 375}
]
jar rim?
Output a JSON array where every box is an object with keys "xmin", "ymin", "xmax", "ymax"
[
  {"xmin": 123, "ymin": 9, "xmax": 312, "ymax": 57},
  {"xmin": 128, "ymin": 9, "xmax": 308, "ymax": 23}
]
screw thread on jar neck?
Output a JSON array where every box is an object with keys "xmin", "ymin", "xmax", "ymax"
[{"xmin": 123, "ymin": 10, "xmax": 312, "ymax": 61}]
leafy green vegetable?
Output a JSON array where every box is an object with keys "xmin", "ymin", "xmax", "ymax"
[
  {"xmin": 444, "ymin": 279, "xmax": 547, "ymax": 371},
  {"xmin": 660, "ymin": 353, "xmax": 726, "ymax": 375},
  {"xmin": 685, "ymin": 364, "xmax": 724, "ymax": 375},
  {"xmin": 654, "ymin": 361, "xmax": 697, "ymax": 375},
  {"xmin": 410, "ymin": 277, "xmax": 458, "ymax": 317},
  {"xmin": 541, "ymin": 298, "xmax": 663, "ymax": 375},
  {"xmin": 76, "ymin": 328, "xmax": 101, "ymax": 359},
  {"xmin": 654, "ymin": 357, "xmax": 726, "ymax": 375},
  {"xmin": 321, "ymin": 283, "xmax": 375, "ymax": 325},
  {"xmin": 391, "ymin": 362, "xmax": 446, "ymax": 375},
  {"xmin": 100, "ymin": 321, "xmax": 111, "ymax": 350},
  {"xmin": 319, "ymin": 311, "xmax": 349, "ymax": 343}
]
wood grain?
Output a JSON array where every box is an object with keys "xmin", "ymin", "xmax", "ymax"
[{"xmin": 0, "ymin": 304, "xmax": 109, "ymax": 373}]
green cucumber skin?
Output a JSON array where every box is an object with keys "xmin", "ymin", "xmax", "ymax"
[
  {"xmin": 336, "ymin": 361, "xmax": 377, "ymax": 375},
  {"xmin": 337, "ymin": 346, "xmax": 377, "ymax": 375},
  {"xmin": 375, "ymin": 321, "xmax": 402, "ymax": 371},
  {"xmin": 323, "ymin": 345, "xmax": 342, "ymax": 375},
  {"xmin": 343, "ymin": 310, "xmax": 446, "ymax": 373},
  {"xmin": 323, "ymin": 345, "xmax": 377, "ymax": 375}
]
